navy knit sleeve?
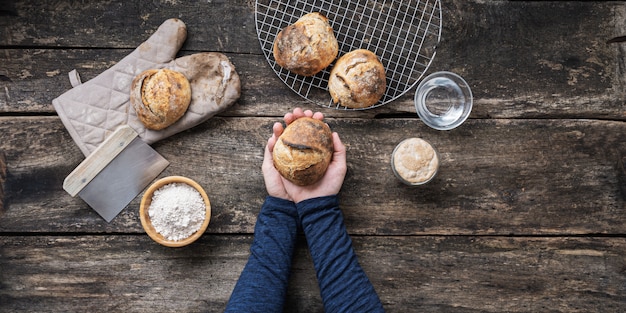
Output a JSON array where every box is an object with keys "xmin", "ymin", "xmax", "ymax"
[
  {"xmin": 297, "ymin": 196, "xmax": 385, "ymax": 313},
  {"xmin": 224, "ymin": 196, "xmax": 298, "ymax": 313}
]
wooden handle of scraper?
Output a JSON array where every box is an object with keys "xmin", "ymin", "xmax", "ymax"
[{"xmin": 63, "ymin": 125, "xmax": 138, "ymax": 197}]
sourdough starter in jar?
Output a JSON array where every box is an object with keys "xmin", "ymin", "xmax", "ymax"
[{"xmin": 391, "ymin": 138, "xmax": 439, "ymax": 185}]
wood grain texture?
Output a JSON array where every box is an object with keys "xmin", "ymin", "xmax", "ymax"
[
  {"xmin": 0, "ymin": 116, "xmax": 624, "ymax": 236},
  {"xmin": 0, "ymin": 1, "xmax": 624, "ymax": 120},
  {"xmin": 0, "ymin": 235, "xmax": 624, "ymax": 313},
  {"xmin": 0, "ymin": 151, "xmax": 5, "ymax": 215},
  {"xmin": 1, "ymin": 0, "xmax": 626, "ymax": 312}
]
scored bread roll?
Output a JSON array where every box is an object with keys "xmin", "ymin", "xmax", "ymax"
[
  {"xmin": 130, "ymin": 68, "xmax": 192, "ymax": 130},
  {"xmin": 328, "ymin": 49, "xmax": 386, "ymax": 109},
  {"xmin": 273, "ymin": 117, "xmax": 334, "ymax": 186},
  {"xmin": 273, "ymin": 12, "xmax": 339, "ymax": 77}
]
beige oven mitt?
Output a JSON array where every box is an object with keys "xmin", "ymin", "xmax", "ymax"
[{"xmin": 53, "ymin": 18, "xmax": 241, "ymax": 156}]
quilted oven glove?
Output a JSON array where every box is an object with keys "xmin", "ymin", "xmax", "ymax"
[{"xmin": 53, "ymin": 18, "xmax": 241, "ymax": 156}]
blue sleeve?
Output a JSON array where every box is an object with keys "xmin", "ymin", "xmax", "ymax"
[
  {"xmin": 224, "ymin": 196, "xmax": 298, "ymax": 313},
  {"xmin": 297, "ymin": 196, "xmax": 385, "ymax": 313}
]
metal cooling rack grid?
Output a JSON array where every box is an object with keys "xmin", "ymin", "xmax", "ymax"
[{"xmin": 255, "ymin": 0, "xmax": 442, "ymax": 110}]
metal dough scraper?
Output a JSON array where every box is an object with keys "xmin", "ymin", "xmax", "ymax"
[{"xmin": 63, "ymin": 125, "xmax": 169, "ymax": 222}]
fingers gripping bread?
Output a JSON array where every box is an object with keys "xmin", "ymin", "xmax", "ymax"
[{"xmin": 273, "ymin": 117, "xmax": 333, "ymax": 186}]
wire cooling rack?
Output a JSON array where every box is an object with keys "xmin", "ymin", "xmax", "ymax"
[{"xmin": 255, "ymin": 0, "xmax": 442, "ymax": 110}]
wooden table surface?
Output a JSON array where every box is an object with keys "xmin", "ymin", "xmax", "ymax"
[{"xmin": 1, "ymin": 1, "xmax": 625, "ymax": 312}]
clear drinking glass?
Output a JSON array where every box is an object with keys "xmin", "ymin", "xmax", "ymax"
[{"xmin": 415, "ymin": 71, "xmax": 473, "ymax": 130}]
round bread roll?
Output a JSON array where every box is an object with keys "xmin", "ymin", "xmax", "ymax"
[
  {"xmin": 273, "ymin": 12, "xmax": 338, "ymax": 77},
  {"xmin": 130, "ymin": 68, "xmax": 192, "ymax": 130},
  {"xmin": 273, "ymin": 117, "xmax": 334, "ymax": 186},
  {"xmin": 328, "ymin": 49, "xmax": 387, "ymax": 109}
]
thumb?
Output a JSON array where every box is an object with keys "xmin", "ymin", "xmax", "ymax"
[
  {"xmin": 329, "ymin": 132, "xmax": 347, "ymax": 175},
  {"xmin": 332, "ymin": 132, "xmax": 346, "ymax": 161}
]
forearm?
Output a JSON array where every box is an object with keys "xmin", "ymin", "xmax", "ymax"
[
  {"xmin": 224, "ymin": 196, "xmax": 299, "ymax": 313},
  {"xmin": 297, "ymin": 196, "xmax": 385, "ymax": 313}
]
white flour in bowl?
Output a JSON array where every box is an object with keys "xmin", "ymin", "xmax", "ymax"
[{"xmin": 148, "ymin": 182, "xmax": 206, "ymax": 241}]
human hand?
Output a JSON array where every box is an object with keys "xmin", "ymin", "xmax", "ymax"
[
  {"xmin": 262, "ymin": 108, "xmax": 322, "ymax": 201},
  {"xmin": 262, "ymin": 108, "xmax": 347, "ymax": 203},
  {"xmin": 262, "ymin": 127, "xmax": 291, "ymax": 201}
]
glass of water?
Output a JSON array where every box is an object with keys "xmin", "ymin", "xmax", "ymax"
[{"xmin": 414, "ymin": 71, "xmax": 473, "ymax": 130}]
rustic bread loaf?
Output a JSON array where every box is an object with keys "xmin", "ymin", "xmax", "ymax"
[
  {"xmin": 273, "ymin": 117, "xmax": 334, "ymax": 186},
  {"xmin": 273, "ymin": 12, "xmax": 338, "ymax": 77},
  {"xmin": 328, "ymin": 49, "xmax": 387, "ymax": 109},
  {"xmin": 130, "ymin": 68, "xmax": 192, "ymax": 130}
]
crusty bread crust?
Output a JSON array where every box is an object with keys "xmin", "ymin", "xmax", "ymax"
[
  {"xmin": 328, "ymin": 49, "xmax": 386, "ymax": 109},
  {"xmin": 130, "ymin": 69, "xmax": 191, "ymax": 130},
  {"xmin": 273, "ymin": 117, "xmax": 333, "ymax": 186},
  {"xmin": 273, "ymin": 12, "xmax": 338, "ymax": 77}
]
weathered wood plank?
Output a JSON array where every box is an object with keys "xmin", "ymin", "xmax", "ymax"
[
  {"xmin": 2, "ymin": 47, "xmax": 624, "ymax": 120},
  {"xmin": 1, "ymin": 235, "xmax": 624, "ymax": 312},
  {"xmin": 1, "ymin": 1, "xmax": 624, "ymax": 119},
  {"xmin": 1, "ymin": 2, "xmax": 624, "ymax": 313},
  {"xmin": 435, "ymin": 1, "xmax": 626, "ymax": 120},
  {"xmin": 0, "ymin": 116, "xmax": 624, "ymax": 235},
  {"xmin": 0, "ymin": 0, "xmax": 255, "ymax": 52},
  {"xmin": 0, "ymin": 151, "xmax": 5, "ymax": 214},
  {"xmin": 1, "ymin": 1, "xmax": 620, "ymax": 57},
  {"xmin": 0, "ymin": 51, "xmax": 308, "ymax": 116}
]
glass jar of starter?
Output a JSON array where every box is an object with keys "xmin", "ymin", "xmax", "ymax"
[{"xmin": 391, "ymin": 137, "xmax": 439, "ymax": 185}]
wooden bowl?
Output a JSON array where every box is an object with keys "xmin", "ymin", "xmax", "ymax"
[{"xmin": 139, "ymin": 176, "xmax": 211, "ymax": 247}]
